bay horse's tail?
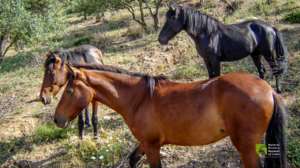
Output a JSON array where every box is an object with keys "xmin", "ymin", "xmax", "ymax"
[
  {"xmin": 273, "ymin": 27, "xmax": 289, "ymax": 76},
  {"xmin": 264, "ymin": 91, "xmax": 287, "ymax": 168}
]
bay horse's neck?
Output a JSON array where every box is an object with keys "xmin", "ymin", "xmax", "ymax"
[{"xmin": 81, "ymin": 69, "xmax": 149, "ymax": 119}]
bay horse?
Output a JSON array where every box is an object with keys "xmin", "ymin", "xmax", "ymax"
[
  {"xmin": 158, "ymin": 6, "xmax": 289, "ymax": 93},
  {"xmin": 54, "ymin": 63, "xmax": 287, "ymax": 168},
  {"xmin": 40, "ymin": 45, "xmax": 103, "ymax": 139}
]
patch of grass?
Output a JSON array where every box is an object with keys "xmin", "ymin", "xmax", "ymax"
[
  {"xmin": 73, "ymin": 36, "xmax": 92, "ymax": 46},
  {"xmin": 284, "ymin": 11, "xmax": 300, "ymax": 23},
  {"xmin": 16, "ymin": 108, "xmax": 24, "ymax": 114},
  {"xmin": 108, "ymin": 22, "xmax": 116, "ymax": 30},
  {"xmin": 121, "ymin": 58, "xmax": 134, "ymax": 64},
  {"xmin": 66, "ymin": 135, "xmax": 129, "ymax": 166},
  {"xmin": 33, "ymin": 108, "xmax": 44, "ymax": 119},
  {"xmin": 33, "ymin": 122, "xmax": 75, "ymax": 143},
  {"xmin": 0, "ymin": 52, "xmax": 35, "ymax": 73}
]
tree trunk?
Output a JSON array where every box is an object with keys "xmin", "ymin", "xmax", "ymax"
[
  {"xmin": 0, "ymin": 58, "xmax": 3, "ymax": 68},
  {"xmin": 143, "ymin": 0, "xmax": 163, "ymax": 31},
  {"xmin": 84, "ymin": 11, "xmax": 87, "ymax": 20}
]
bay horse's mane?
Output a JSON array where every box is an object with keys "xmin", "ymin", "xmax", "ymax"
[
  {"xmin": 44, "ymin": 45, "xmax": 103, "ymax": 69},
  {"xmin": 72, "ymin": 63, "xmax": 168, "ymax": 97},
  {"xmin": 172, "ymin": 6, "xmax": 221, "ymax": 35}
]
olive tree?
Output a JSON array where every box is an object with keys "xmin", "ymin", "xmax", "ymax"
[{"xmin": 0, "ymin": 0, "xmax": 66, "ymax": 68}]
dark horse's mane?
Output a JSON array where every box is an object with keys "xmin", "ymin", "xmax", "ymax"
[
  {"xmin": 171, "ymin": 6, "xmax": 221, "ymax": 36},
  {"xmin": 72, "ymin": 63, "xmax": 168, "ymax": 97},
  {"xmin": 44, "ymin": 45, "xmax": 103, "ymax": 69}
]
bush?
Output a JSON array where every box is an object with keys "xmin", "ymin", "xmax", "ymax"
[
  {"xmin": 33, "ymin": 122, "xmax": 75, "ymax": 142},
  {"xmin": 284, "ymin": 11, "xmax": 300, "ymax": 23},
  {"xmin": 73, "ymin": 36, "xmax": 92, "ymax": 46}
]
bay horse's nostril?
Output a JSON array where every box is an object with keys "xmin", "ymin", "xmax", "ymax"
[
  {"xmin": 54, "ymin": 117, "xmax": 58, "ymax": 124},
  {"xmin": 41, "ymin": 97, "xmax": 46, "ymax": 104}
]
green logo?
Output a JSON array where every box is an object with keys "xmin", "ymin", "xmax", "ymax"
[{"xmin": 256, "ymin": 144, "xmax": 268, "ymax": 155}]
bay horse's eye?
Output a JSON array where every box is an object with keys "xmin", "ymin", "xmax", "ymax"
[{"xmin": 66, "ymin": 89, "xmax": 72, "ymax": 93}]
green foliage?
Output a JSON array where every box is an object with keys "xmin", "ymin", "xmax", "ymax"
[
  {"xmin": 73, "ymin": 36, "xmax": 92, "ymax": 46},
  {"xmin": 0, "ymin": 0, "xmax": 67, "ymax": 67},
  {"xmin": 284, "ymin": 11, "xmax": 300, "ymax": 23},
  {"xmin": 33, "ymin": 122, "xmax": 75, "ymax": 142}
]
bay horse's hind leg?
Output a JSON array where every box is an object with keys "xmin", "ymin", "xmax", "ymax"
[
  {"xmin": 230, "ymin": 136, "xmax": 263, "ymax": 168},
  {"xmin": 91, "ymin": 100, "xmax": 98, "ymax": 139},
  {"xmin": 84, "ymin": 106, "xmax": 91, "ymax": 127},
  {"xmin": 250, "ymin": 54, "xmax": 266, "ymax": 79},
  {"xmin": 129, "ymin": 144, "xmax": 145, "ymax": 168}
]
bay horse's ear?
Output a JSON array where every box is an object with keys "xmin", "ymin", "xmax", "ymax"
[
  {"xmin": 49, "ymin": 51, "xmax": 58, "ymax": 63},
  {"xmin": 66, "ymin": 63, "xmax": 76, "ymax": 80},
  {"xmin": 43, "ymin": 51, "xmax": 50, "ymax": 57}
]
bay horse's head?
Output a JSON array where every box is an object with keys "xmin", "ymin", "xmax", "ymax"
[
  {"xmin": 40, "ymin": 52, "xmax": 71, "ymax": 105},
  {"xmin": 54, "ymin": 65, "xmax": 93, "ymax": 128},
  {"xmin": 158, "ymin": 5, "xmax": 184, "ymax": 45}
]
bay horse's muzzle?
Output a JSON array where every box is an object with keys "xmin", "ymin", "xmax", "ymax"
[
  {"xmin": 40, "ymin": 95, "xmax": 52, "ymax": 105},
  {"xmin": 54, "ymin": 115, "xmax": 69, "ymax": 129}
]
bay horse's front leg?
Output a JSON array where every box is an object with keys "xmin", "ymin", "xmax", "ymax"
[
  {"xmin": 141, "ymin": 142, "xmax": 162, "ymax": 168},
  {"xmin": 91, "ymin": 100, "xmax": 99, "ymax": 139},
  {"xmin": 78, "ymin": 112, "xmax": 84, "ymax": 139},
  {"xmin": 129, "ymin": 144, "xmax": 145, "ymax": 168}
]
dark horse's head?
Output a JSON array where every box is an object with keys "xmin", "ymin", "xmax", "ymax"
[{"xmin": 158, "ymin": 6, "xmax": 184, "ymax": 45}]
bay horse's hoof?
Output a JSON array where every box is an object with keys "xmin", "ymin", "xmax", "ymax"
[{"xmin": 93, "ymin": 136, "xmax": 98, "ymax": 140}]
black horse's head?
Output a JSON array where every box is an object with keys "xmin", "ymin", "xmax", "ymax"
[{"xmin": 158, "ymin": 6, "xmax": 184, "ymax": 45}]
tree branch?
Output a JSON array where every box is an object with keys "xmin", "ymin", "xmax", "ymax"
[{"xmin": 124, "ymin": 4, "xmax": 147, "ymax": 27}]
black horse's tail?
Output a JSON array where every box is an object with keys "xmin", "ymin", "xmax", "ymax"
[
  {"xmin": 273, "ymin": 28, "xmax": 289, "ymax": 75},
  {"xmin": 264, "ymin": 92, "xmax": 287, "ymax": 168}
]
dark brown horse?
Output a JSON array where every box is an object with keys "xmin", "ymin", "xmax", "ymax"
[
  {"xmin": 40, "ymin": 45, "xmax": 103, "ymax": 139},
  {"xmin": 158, "ymin": 6, "xmax": 289, "ymax": 93},
  {"xmin": 54, "ymin": 63, "xmax": 287, "ymax": 168}
]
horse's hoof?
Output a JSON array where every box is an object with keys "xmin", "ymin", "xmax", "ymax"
[
  {"xmin": 93, "ymin": 136, "xmax": 98, "ymax": 140},
  {"xmin": 85, "ymin": 123, "xmax": 92, "ymax": 127}
]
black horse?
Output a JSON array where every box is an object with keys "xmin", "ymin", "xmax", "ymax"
[{"xmin": 158, "ymin": 6, "xmax": 289, "ymax": 93}]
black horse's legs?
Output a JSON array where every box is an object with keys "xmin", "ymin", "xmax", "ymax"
[
  {"xmin": 129, "ymin": 144, "xmax": 145, "ymax": 168},
  {"xmin": 275, "ymin": 75, "xmax": 282, "ymax": 93},
  {"xmin": 203, "ymin": 60, "xmax": 214, "ymax": 78},
  {"xmin": 211, "ymin": 60, "xmax": 221, "ymax": 77},
  {"xmin": 262, "ymin": 51, "xmax": 282, "ymax": 93},
  {"xmin": 250, "ymin": 54, "xmax": 266, "ymax": 79},
  {"xmin": 78, "ymin": 112, "xmax": 84, "ymax": 139},
  {"xmin": 84, "ymin": 106, "xmax": 91, "ymax": 127},
  {"xmin": 91, "ymin": 100, "xmax": 98, "ymax": 139}
]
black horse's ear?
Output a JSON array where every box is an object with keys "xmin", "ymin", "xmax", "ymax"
[
  {"xmin": 49, "ymin": 51, "xmax": 57, "ymax": 63},
  {"xmin": 170, "ymin": 5, "xmax": 175, "ymax": 11},
  {"xmin": 66, "ymin": 63, "xmax": 76, "ymax": 80}
]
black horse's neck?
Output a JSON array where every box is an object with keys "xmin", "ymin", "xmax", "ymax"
[{"xmin": 178, "ymin": 7, "xmax": 220, "ymax": 37}]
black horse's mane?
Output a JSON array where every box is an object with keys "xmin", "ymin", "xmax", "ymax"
[
  {"xmin": 72, "ymin": 63, "xmax": 168, "ymax": 97},
  {"xmin": 170, "ymin": 6, "xmax": 221, "ymax": 36},
  {"xmin": 44, "ymin": 45, "xmax": 103, "ymax": 69}
]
